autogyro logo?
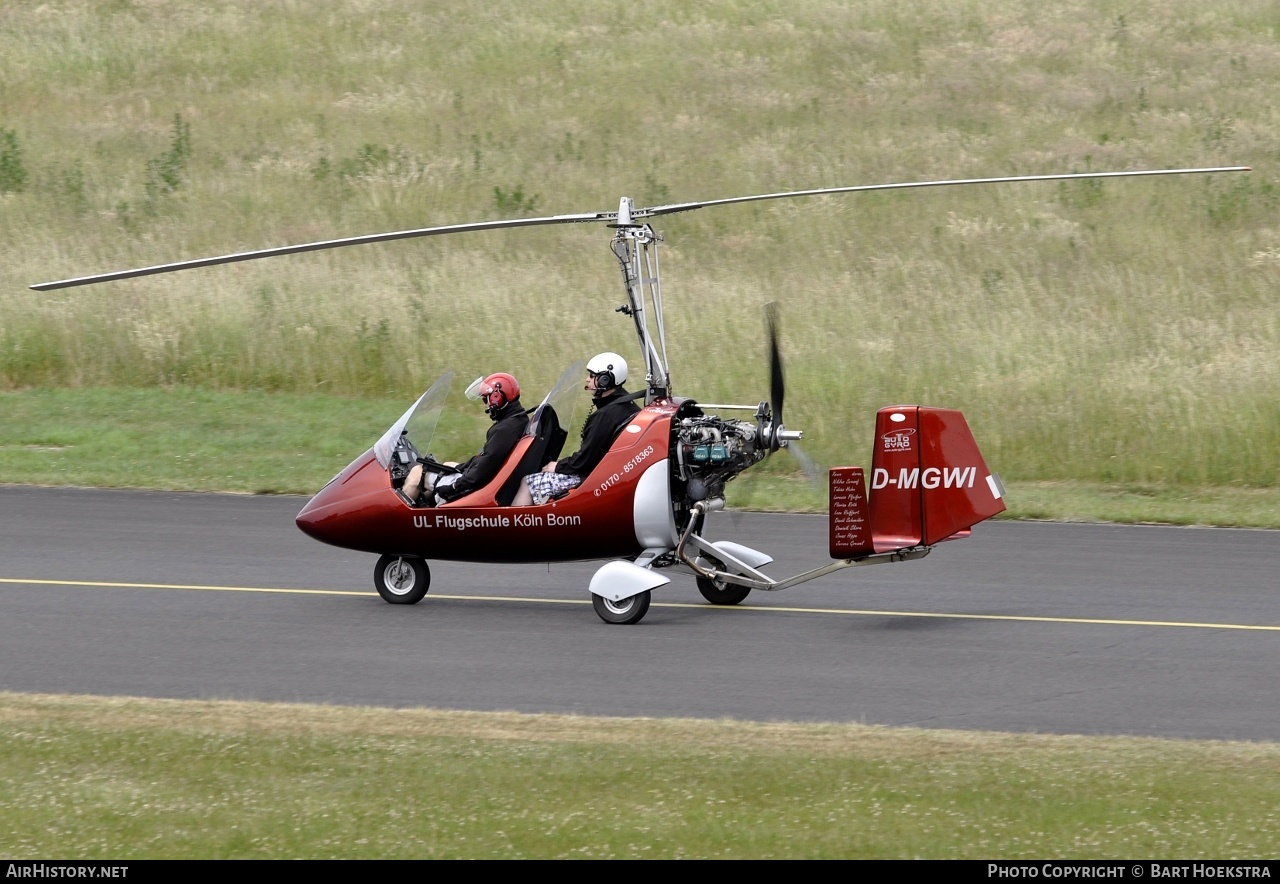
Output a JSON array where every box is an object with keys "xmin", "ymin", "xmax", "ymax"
[{"xmin": 882, "ymin": 427, "xmax": 915, "ymax": 451}]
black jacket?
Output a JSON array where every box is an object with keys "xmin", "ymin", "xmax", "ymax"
[
  {"xmin": 555, "ymin": 387, "xmax": 640, "ymax": 479},
  {"xmin": 443, "ymin": 399, "xmax": 527, "ymax": 499}
]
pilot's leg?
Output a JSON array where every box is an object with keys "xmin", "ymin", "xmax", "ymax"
[
  {"xmin": 403, "ymin": 464, "xmax": 445, "ymax": 505},
  {"xmin": 403, "ymin": 464, "xmax": 426, "ymax": 503}
]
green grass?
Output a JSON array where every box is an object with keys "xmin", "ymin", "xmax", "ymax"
[
  {"xmin": 2, "ymin": 0, "xmax": 1278, "ymax": 860},
  {"xmin": 4, "ymin": 386, "xmax": 1278, "ymax": 526},
  {"xmin": 3, "ymin": 693, "xmax": 1278, "ymax": 859}
]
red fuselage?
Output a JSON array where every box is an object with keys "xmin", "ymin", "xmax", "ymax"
[{"xmin": 296, "ymin": 402, "xmax": 679, "ymax": 563}]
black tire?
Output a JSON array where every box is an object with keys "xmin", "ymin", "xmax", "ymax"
[
  {"xmin": 696, "ymin": 574, "xmax": 752, "ymax": 605},
  {"xmin": 374, "ymin": 555, "xmax": 430, "ymax": 604},
  {"xmin": 592, "ymin": 590, "xmax": 651, "ymax": 625}
]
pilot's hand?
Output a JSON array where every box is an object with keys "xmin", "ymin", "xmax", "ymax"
[{"xmin": 542, "ymin": 461, "xmax": 558, "ymax": 472}]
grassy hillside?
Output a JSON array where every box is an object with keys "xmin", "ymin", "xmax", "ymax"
[{"xmin": 2, "ymin": 0, "xmax": 1277, "ymax": 497}]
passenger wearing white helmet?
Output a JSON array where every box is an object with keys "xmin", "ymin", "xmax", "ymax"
[{"xmin": 512, "ymin": 352, "xmax": 640, "ymax": 506}]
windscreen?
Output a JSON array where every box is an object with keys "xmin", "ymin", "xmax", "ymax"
[{"xmin": 373, "ymin": 371, "xmax": 455, "ymax": 468}]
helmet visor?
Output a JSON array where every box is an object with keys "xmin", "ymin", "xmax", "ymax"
[{"xmin": 463, "ymin": 376, "xmax": 486, "ymax": 401}]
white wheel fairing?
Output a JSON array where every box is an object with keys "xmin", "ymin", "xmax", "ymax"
[
  {"xmin": 632, "ymin": 459, "xmax": 678, "ymax": 549},
  {"xmin": 589, "ymin": 560, "xmax": 670, "ymax": 602},
  {"xmin": 694, "ymin": 540, "xmax": 774, "ymax": 573}
]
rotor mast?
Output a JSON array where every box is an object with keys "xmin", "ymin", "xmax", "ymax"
[{"xmin": 610, "ymin": 197, "xmax": 672, "ymax": 403}]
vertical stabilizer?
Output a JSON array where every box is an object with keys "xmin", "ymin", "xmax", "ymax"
[{"xmin": 868, "ymin": 406, "xmax": 1005, "ymax": 552}]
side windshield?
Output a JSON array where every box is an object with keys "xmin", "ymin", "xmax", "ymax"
[{"xmin": 531, "ymin": 361, "xmax": 586, "ymax": 439}]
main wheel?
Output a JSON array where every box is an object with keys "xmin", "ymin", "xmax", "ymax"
[
  {"xmin": 592, "ymin": 590, "xmax": 651, "ymax": 625},
  {"xmin": 696, "ymin": 574, "xmax": 752, "ymax": 605},
  {"xmin": 374, "ymin": 554, "xmax": 430, "ymax": 604}
]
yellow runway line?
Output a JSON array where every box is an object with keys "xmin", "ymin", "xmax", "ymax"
[{"xmin": 5, "ymin": 577, "xmax": 1278, "ymax": 631}]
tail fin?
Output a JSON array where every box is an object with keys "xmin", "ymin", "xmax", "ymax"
[{"xmin": 867, "ymin": 406, "xmax": 1006, "ymax": 552}]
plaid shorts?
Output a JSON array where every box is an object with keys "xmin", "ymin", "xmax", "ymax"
[{"xmin": 524, "ymin": 471, "xmax": 583, "ymax": 505}]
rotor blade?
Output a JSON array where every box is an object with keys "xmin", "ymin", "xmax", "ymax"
[
  {"xmin": 30, "ymin": 210, "xmax": 612, "ymax": 291},
  {"xmin": 635, "ymin": 166, "xmax": 1251, "ymax": 219},
  {"xmin": 766, "ymin": 302, "xmax": 784, "ymax": 452},
  {"xmin": 32, "ymin": 165, "xmax": 1249, "ymax": 291}
]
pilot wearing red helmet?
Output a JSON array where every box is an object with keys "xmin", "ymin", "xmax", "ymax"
[{"xmin": 408, "ymin": 372, "xmax": 527, "ymax": 505}]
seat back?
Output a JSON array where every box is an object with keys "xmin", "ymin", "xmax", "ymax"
[{"xmin": 496, "ymin": 404, "xmax": 566, "ymax": 506}]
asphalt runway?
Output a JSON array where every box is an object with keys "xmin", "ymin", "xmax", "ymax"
[{"xmin": 2, "ymin": 485, "xmax": 1277, "ymax": 742}]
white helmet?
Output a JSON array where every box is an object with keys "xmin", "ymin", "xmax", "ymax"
[{"xmin": 586, "ymin": 352, "xmax": 627, "ymax": 388}]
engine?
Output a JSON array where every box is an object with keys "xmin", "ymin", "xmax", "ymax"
[{"xmin": 671, "ymin": 409, "xmax": 768, "ymax": 504}]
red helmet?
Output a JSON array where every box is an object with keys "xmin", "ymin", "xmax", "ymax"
[{"xmin": 474, "ymin": 372, "xmax": 520, "ymax": 416}]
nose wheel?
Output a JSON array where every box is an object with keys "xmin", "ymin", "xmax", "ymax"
[
  {"xmin": 374, "ymin": 554, "xmax": 431, "ymax": 604},
  {"xmin": 591, "ymin": 590, "xmax": 651, "ymax": 625}
]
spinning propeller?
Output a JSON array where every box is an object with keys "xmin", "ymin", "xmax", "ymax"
[
  {"xmin": 767, "ymin": 302, "xmax": 786, "ymax": 453},
  {"xmin": 758, "ymin": 303, "xmax": 816, "ymax": 480}
]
